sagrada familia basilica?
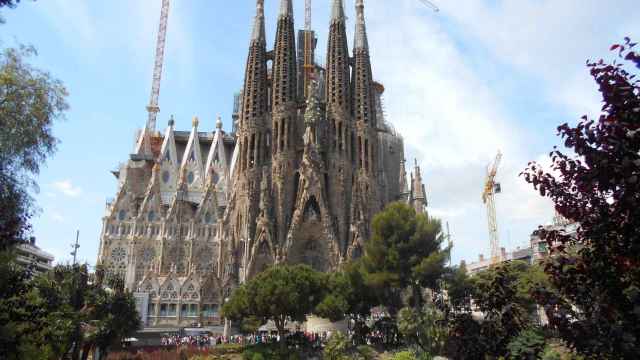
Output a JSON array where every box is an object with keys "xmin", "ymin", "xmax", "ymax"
[{"xmin": 97, "ymin": 0, "xmax": 428, "ymax": 328}]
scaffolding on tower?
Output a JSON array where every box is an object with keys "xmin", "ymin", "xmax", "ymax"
[{"xmin": 300, "ymin": 0, "xmax": 316, "ymax": 99}]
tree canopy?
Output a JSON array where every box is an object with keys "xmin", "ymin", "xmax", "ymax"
[
  {"xmin": 522, "ymin": 38, "xmax": 640, "ymax": 358},
  {"xmin": 222, "ymin": 264, "xmax": 325, "ymax": 344},
  {"xmin": 442, "ymin": 260, "xmax": 553, "ymax": 359},
  {"xmin": 315, "ymin": 260, "xmax": 376, "ymax": 322},
  {"xmin": 0, "ymin": 45, "xmax": 68, "ymax": 250},
  {"xmin": 362, "ymin": 202, "xmax": 449, "ymax": 312},
  {"xmin": 0, "ymin": 264, "xmax": 140, "ymax": 360},
  {"xmin": 0, "ymin": 0, "xmax": 30, "ymax": 8}
]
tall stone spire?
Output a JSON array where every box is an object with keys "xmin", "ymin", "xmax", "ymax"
[
  {"xmin": 331, "ymin": 0, "xmax": 345, "ymax": 22},
  {"xmin": 326, "ymin": 0, "xmax": 350, "ymax": 108},
  {"xmin": 349, "ymin": 0, "xmax": 379, "ymax": 255},
  {"xmin": 399, "ymin": 158, "xmax": 409, "ymax": 196},
  {"xmin": 353, "ymin": 0, "xmax": 375, "ymax": 127},
  {"xmin": 325, "ymin": 0, "xmax": 353, "ymax": 254},
  {"xmin": 251, "ymin": 0, "xmax": 266, "ymax": 43},
  {"xmin": 279, "ymin": 0, "xmax": 293, "ymax": 17},
  {"xmin": 272, "ymin": 0, "xmax": 299, "ymax": 247},
  {"xmin": 354, "ymin": 0, "xmax": 368, "ymax": 50},
  {"xmin": 224, "ymin": 0, "xmax": 270, "ymax": 284},
  {"xmin": 411, "ymin": 159, "xmax": 427, "ymax": 214},
  {"xmin": 273, "ymin": 0, "xmax": 297, "ymax": 111},
  {"xmin": 352, "ymin": 0, "xmax": 377, "ymax": 173},
  {"xmin": 238, "ymin": 0, "xmax": 269, "ymax": 174}
]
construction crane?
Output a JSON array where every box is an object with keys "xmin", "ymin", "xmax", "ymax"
[
  {"xmin": 305, "ymin": 0, "xmax": 312, "ymax": 31},
  {"xmin": 482, "ymin": 150, "xmax": 502, "ymax": 264},
  {"xmin": 418, "ymin": 0, "xmax": 440, "ymax": 12},
  {"xmin": 146, "ymin": 0, "xmax": 170, "ymax": 132}
]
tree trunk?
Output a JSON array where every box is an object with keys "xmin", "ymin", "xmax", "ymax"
[
  {"xmin": 80, "ymin": 344, "xmax": 92, "ymax": 360},
  {"xmin": 276, "ymin": 319, "xmax": 286, "ymax": 352},
  {"xmin": 96, "ymin": 346, "xmax": 107, "ymax": 360}
]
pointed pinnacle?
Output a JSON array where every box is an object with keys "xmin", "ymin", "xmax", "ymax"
[
  {"xmin": 331, "ymin": 0, "xmax": 345, "ymax": 22},
  {"xmin": 355, "ymin": 0, "xmax": 368, "ymax": 50},
  {"xmin": 279, "ymin": 0, "xmax": 294, "ymax": 18},
  {"xmin": 251, "ymin": 0, "xmax": 266, "ymax": 42}
]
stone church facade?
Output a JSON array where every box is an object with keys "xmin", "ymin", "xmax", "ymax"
[{"xmin": 97, "ymin": 0, "xmax": 428, "ymax": 328}]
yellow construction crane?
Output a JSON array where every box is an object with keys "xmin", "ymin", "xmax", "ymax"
[{"xmin": 482, "ymin": 150, "xmax": 502, "ymax": 264}]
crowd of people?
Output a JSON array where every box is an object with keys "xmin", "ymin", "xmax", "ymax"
[
  {"xmin": 159, "ymin": 331, "xmax": 335, "ymax": 349},
  {"xmin": 160, "ymin": 334, "xmax": 212, "ymax": 348}
]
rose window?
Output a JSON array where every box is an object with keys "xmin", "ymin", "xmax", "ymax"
[{"xmin": 111, "ymin": 247, "xmax": 126, "ymax": 262}]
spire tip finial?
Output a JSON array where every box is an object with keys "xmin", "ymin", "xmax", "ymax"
[
  {"xmin": 252, "ymin": 0, "xmax": 266, "ymax": 41},
  {"xmin": 354, "ymin": 0, "xmax": 369, "ymax": 50},
  {"xmin": 216, "ymin": 114, "xmax": 223, "ymax": 130},
  {"xmin": 279, "ymin": 0, "xmax": 293, "ymax": 17},
  {"xmin": 331, "ymin": 0, "xmax": 345, "ymax": 22}
]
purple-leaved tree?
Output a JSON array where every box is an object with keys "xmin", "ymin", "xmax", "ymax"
[{"xmin": 522, "ymin": 38, "xmax": 640, "ymax": 358}]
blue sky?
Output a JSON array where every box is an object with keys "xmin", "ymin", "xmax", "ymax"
[{"xmin": 1, "ymin": 0, "xmax": 637, "ymax": 267}]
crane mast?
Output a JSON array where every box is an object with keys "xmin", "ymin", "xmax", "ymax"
[
  {"xmin": 302, "ymin": 0, "xmax": 315, "ymax": 98},
  {"xmin": 146, "ymin": 0, "xmax": 170, "ymax": 131},
  {"xmin": 482, "ymin": 151, "xmax": 502, "ymax": 264},
  {"xmin": 305, "ymin": 0, "xmax": 311, "ymax": 31},
  {"xmin": 418, "ymin": 0, "xmax": 440, "ymax": 12}
]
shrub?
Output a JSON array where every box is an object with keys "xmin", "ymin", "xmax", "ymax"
[
  {"xmin": 391, "ymin": 351, "xmax": 417, "ymax": 360},
  {"xmin": 323, "ymin": 332, "xmax": 350, "ymax": 360},
  {"xmin": 242, "ymin": 343, "xmax": 301, "ymax": 360},
  {"xmin": 506, "ymin": 328, "xmax": 546, "ymax": 359}
]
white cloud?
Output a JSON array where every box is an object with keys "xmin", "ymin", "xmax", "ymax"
[
  {"xmin": 52, "ymin": 180, "xmax": 83, "ymax": 198},
  {"xmin": 443, "ymin": 0, "xmax": 640, "ymax": 117},
  {"xmin": 361, "ymin": 0, "xmax": 622, "ymax": 262}
]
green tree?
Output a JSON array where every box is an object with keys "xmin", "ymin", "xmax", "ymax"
[
  {"xmin": 445, "ymin": 261, "xmax": 548, "ymax": 360},
  {"xmin": 315, "ymin": 260, "xmax": 377, "ymax": 344},
  {"xmin": 222, "ymin": 264, "xmax": 325, "ymax": 349},
  {"xmin": 0, "ymin": 42, "xmax": 69, "ymax": 359},
  {"xmin": 445, "ymin": 313, "xmax": 486, "ymax": 360},
  {"xmin": 397, "ymin": 304, "xmax": 447, "ymax": 358},
  {"xmin": 522, "ymin": 38, "xmax": 640, "ymax": 358},
  {"xmin": 442, "ymin": 264, "xmax": 473, "ymax": 313},
  {"xmin": 0, "ymin": 45, "xmax": 68, "ymax": 250},
  {"xmin": 362, "ymin": 202, "xmax": 449, "ymax": 313},
  {"xmin": 470, "ymin": 261, "xmax": 536, "ymax": 357},
  {"xmin": 0, "ymin": 264, "xmax": 139, "ymax": 360},
  {"xmin": 323, "ymin": 331, "xmax": 351, "ymax": 360},
  {"xmin": 82, "ymin": 284, "xmax": 141, "ymax": 359},
  {"xmin": 507, "ymin": 327, "xmax": 547, "ymax": 360}
]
